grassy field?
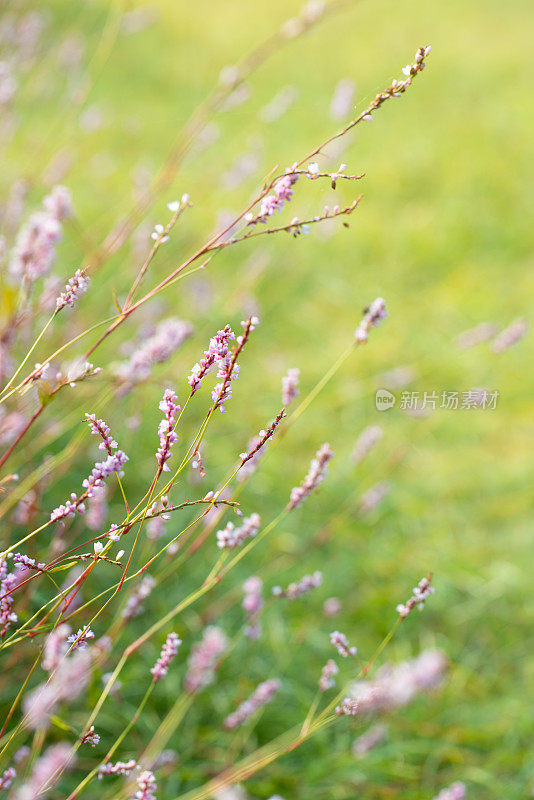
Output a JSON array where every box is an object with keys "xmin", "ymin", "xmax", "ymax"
[{"xmin": 1, "ymin": 0, "xmax": 533, "ymax": 797}]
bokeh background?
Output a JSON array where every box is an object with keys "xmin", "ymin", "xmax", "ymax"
[{"xmin": 1, "ymin": 0, "xmax": 533, "ymax": 798}]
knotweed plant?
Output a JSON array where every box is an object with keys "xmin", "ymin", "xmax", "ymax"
[{"xmin": 0, "ymin": 6, "xmax": 446, "ymax": 798}]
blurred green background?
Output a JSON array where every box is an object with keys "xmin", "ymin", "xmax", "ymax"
[{"xmin": 1, "ymin": 0, "xmax": 533, "ymax": 798}]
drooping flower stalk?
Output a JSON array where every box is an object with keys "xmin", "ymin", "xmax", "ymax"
[
  {"xmin": 272, "ymin": 571, "xmax": 322, "ymax": 600},
  {"xmin": 287, "ymin": 443, "xmax": 334, "ymax": 510}
]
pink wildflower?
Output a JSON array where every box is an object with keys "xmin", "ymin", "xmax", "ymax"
[
  {"xmin": 288, "ymin": 443, "xmax": 334, "ymax": 510},
  {"xmin": 216, "ymin": 513, "xmax": 260, "ymax": 549},
  {"xmin": 319, "ymin": 659, "xmax": 339, "ymax": 692},
  {"xmin": 396, "ymin": 575, "xmax": 434, "ymax": 618},
  {"xmin": 85, "ymin": 414, "xmax": 118, "ymax": 454},
  {"xmin": 330, "ymin": 630, "xmax": 357, "ymax": 658},
  {"xmin": 56, "ymin": 269, "xmax": 89, "ymax": 310},
  {"xmin": 156, "ymin": 389, "xmax": 180, "ymax": 473},
  {"xmin": 224, "ymin": 679, "xmax": 281, "ymax": 729},
  {"xmin": 272, "ymin": 570, "xmax": 322, "ymax": 600},
  {"xmin": 184, "ymin": 626, "xmax": 228, "ymax": 693},
  {"xmin": 151, "ymin": 632, "xmax": 182, "ymax": 681},
  {"xmin": 354, "ymin": 298, "xmax": 387, "ymax": 343}
]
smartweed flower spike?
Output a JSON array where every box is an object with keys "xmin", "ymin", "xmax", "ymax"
[
  {"xmin": 0, "ymin": 560, "xmax": 18, "ymax": 636},
  {"xmin": 336, "ymin": 648, "xmax": 447, "ymax": 717},
  {"xmin": 57, "ymin": 451, "xmax": 125, "ymax": 522},
  {"xmin": 239, "ymin": 409, "xmax": 286, "ymax": 472},
  {"xmin": 287, "ymin": 443, "xmax": 334, "ymax": 510},
  {"xmin": 98, "ymin": 760, "xmax": 138, "ymax": 779},
  {"xmin": 281, "ymin": 367, "xmax": 300, "ymax": 406},
  {"xmin": 80, "ymin": 725, "xmax": 100, "ymax": 747},
  {"xmin": 51, "ymin": 449, "xmax": 128, "ymax": 522},
  {"xmin": 330, "ymin": 630, "xmax": 357, "ymax": 657},
  {"xmin": 216, "ymin": 513, "xmax": 261, "ymax": 549},
  {"xmin": 396, "ymin": 575, "xmax": 434, "ymax": 618},
  {"xmin": 352, "ymin": 723, "xmax": 388, "ymax": 757},
  {"xmin": 184, "ymin": 626, "xmax": 228, "ymax": 693},
  {"xmin": 13, "ymin": 553, "xmax": 46, "ymax": 571},
  {"xmin": 352, "ymin": 425, "xmax": 383, "ymax": 464},
  {"xmin": 116, "ymin": 318, "xmax": 192, "ymax": 389},
  {"xmin": 188, "ymin": 323, "xmax": 235, "ymax": 395},
  {"xmin": 0, "ymin": 767, "xmax": 16, "ymax": 789},
  {"xmin": 67, "ymin": 626, "xmax": 95, "ymax": 650},
  {"xmin": 492, "ymin": 318, "xmax": 528, "ymax": 353},
  {"xmin": 42, "ymin": 624, "xmax": 70, "ymax": 672},
  {"xmin": 85, "ymin": 414, "xmax": 118, "ymax": 454},
  {"xmin": 224, "ymin": 679, "xmax": 281, "ymax": 729},
  {"xmin": 156, "ymin": 389, "xmax": 180, "ymax": 473},
  {"xmin": 211, "ymin": 317, "xmax": 259, "ymax": 413},
  {"xmin": 354, "ymin": 297, "xmax": 387, "ymax": 343},
  {"xmin": 432, "ymin": 783, "xmax": 467, "ymax": 800},
  {"xmin": 272, "ymin": 570, "xmax": 322, "ymax": 600},
  {"xmin": 135, "ymin": 770, "xmax": 157, "ymax": 800},
  {"xmin": 151, "ymin": 632, "xmax": 182, "ymax": 681},
  {"xmin": 319, "ymin": 659, "xmax": 339, "ymax": 692},
  {"xmin": 13, "ymin": 744, "xmax": 73, "ymax": 799},
  {"xmin": 242, "ymin": 576, "xmax": 263, "ymax": 639},
  {"xmin": 256, "ymin": 171, "xmax": 299, "ymax": 223},
  {"xmin": 55, "ymin": 269, "xmax": 89, "ymax": 310},
  {"xmin": 122, "ymin": 575, "xmax": 155, "ymax": 621}
]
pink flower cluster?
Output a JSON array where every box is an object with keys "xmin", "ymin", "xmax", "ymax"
[
  {"xmin": 319, "ymin": 659, "xmax": 339, "ymax": 692},
  {"xmin": 14, "ymin": 743, "xmax": 73, "ymax": 799},
  {"xmin": 0, "ymin": 560, "xmax": 18, "ymax": 637},
  {"xmin": 354, "ymin": 297, "xmax": 387, "ymax": 343},
  {"xmin": 288, "ymin": 443, "xmax": 334, "ymax": 510},
  {"xmin": 82, "ymin": 450, "xmax": 129, "ymax": 498},
  {"xmin": 13, "ymin": 553, "xmax": 46, "ymax": 572},
  {"xmin": 0, "ymin": 767, "xmax": 16, "ymax": 789},
  {"xmin": 336, "ymin": 649, "xmax": 447, "ymax": 717},
  {"xmin": 396, "ymin": 575, "xmax": 434, "ymax": 618},
  {"xmin": 151, "ymin": 632, "xmax": 182, "ymax": 681},
  {"xmin": 257, "ymin": 171, "xmax": 299, "ymax": 223},
  {"xmin": 23, "ymin": 649, "xmax": 91, "ymax": 730},
  {"xmin": 281, "ymin": 367, "xmax": 300, "ymax": 406},
  {"xmin": 184, "ymin": 626, "xmax": 228, "ymax": 693},
  {"xmin": 216, "ymin": 513, "xmax": 261, "ymax": 549},
  {"xmin": 432, "ymin": 782, "xmax": 466, "ymax": 800},
  {"xmin": 42, "ymin": 624, "xmax": 70, "ymax": 672},
  {"xmin": 80, "ymin": 725, "xmax": 100, "ymax": 747},
  {"xmin": 224, "ymin": 679, "xmax": 281, "ymax": 729},
  {"xmin": 272, "ymin": 570, "xmax": 322, "ymax": 600},
  {"xmin": 156, "ymin": 389, "xmax": 180, "ymax": 473},
  {"xmin": 242, "ymin": 576, "xmax": 263, "ymax": 639},
  {"xmin": 330, "ymin": 630, "xmax": 357, "ymax": 658},
  {"xmin": 85, "ymin": 414, "xmax": 118, "ymax": 454},
  {"xmin": 55, "ymin": 269, "xmax": 89, "ymax": 310},
  {"xmin": 9, "ymin": 185, "xmax": 72, "ymax": 284},
  {"xmin": 188, "ymin": 324, "xmax": 235, "ymax": 395},
  {"xmin": 98, "ymin": 759, "xmax": 138, "ymax": 779},
  {"xmin": 352, "ymin": 425, "xmax": 383, "ymax": 464},
  {"xmin": 116, "ymin": 318, "xmax": 192, "ymax": 389},
  {"xmin": 134, "ymin": 769, "xmax": 157, "ymax": 800},
  {"xmin": 67, "ymin": 626, "xmax": 95, "ymax": 650},
  {"xmin": 122, "ymin": 575, "xmax": 155, "ymax": 621}
]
